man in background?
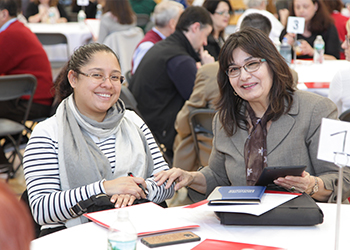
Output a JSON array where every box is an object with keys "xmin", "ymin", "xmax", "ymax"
[
  {"xmin": 236, "ymin": 0, "xmax": 284, "ymax": 41},
  {"xmin": 0, "ymin": 0, "xmax": 53, "ymax": 166},
  {"xmin": 131, "ymin": 0, "xmax": 184, "ymax": 74},
  {"xmin": 129, "ymin": 6, "xmax": 214, "ymax": 161}
]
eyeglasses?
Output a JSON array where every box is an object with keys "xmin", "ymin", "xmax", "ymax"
[
  {"xmin": 226, "ymin": 59, "xmax": 266, "ymax": 78},
  {"xmin": 214, "ymin": 11, "xmax": 231, "ymax": 16},
  {"xmin": 76, "ymin": 71, "xmax": 125, "ymax": 84}
]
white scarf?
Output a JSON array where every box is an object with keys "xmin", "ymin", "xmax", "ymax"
[{"xmin": 56, "ymin": 94, "xmax": 153, "ymax": 227}]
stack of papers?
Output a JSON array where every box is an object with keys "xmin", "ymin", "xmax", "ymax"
[
  {"xmin": 186, "ymin": 192, "xmax": 298, "ymax": 216},
  {"xmin": 207, "ymin": 186, "xmax": 266, "ymax": 205},
  {"xmin": 84, "ymin": 202, "xmax": 199, "ymax": 236}
]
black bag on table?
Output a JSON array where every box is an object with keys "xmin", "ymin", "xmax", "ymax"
[{"xmin": 215, "ymin": 193, "xmax": 324, "ymax": 226}]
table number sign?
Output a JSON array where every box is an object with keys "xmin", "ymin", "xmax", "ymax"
[
  {"xmin": 286, "ymin": 17, "xmax": 305, "ymax": 34},
  {"xmin": 318, "ymin": 117, "xmax": 350, "ymax": 250},
  {"xmin": 317, "ymin": 118, "xmax": 350, "ymax": 166}
]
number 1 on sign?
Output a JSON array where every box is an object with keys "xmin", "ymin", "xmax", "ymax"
[{"xmin": 318, "ymin": 118, "xmax": 350, "ymax": 166}]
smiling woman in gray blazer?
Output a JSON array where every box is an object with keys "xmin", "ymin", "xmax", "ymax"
[{"xmin": 155, "ymin": 27, "xmax": 350, "ymax": 203}]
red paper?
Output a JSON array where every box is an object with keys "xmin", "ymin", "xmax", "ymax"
[{"xmin": 191, "ymin": 239, "xmax": 286, "ymax": 250}]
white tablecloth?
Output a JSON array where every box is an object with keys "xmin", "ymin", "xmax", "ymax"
[
  {"xmin": 27, "ymin": 22, "xmax": 95, "ymax": 61},
  {"xmin": 294, "ymin": 60, "xmax": 350, "ymax": 97},
  {"xmin": 30, "ymin": 202, "xmax": 350, "ymax": 250}
]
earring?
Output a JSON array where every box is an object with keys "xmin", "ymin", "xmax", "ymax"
[{"xmin": 233, "ymin": 90, "xmax": 237, "ymax": 96}]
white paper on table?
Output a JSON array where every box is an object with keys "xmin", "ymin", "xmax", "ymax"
[
  {"xmin": 85, "ymin": 19, "xmax": 100, "ymax": 41},
  {"xmin": 192, "ymin": 193, "xmax": 298, "ymax": 216},
  {"xmin": 84, "ymin": 202, "xmax": 199, "ymax": 236}
]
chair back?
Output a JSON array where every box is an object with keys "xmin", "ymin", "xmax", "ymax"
[
  {"xmin": 189, "ymin": 109, "xmax": 216, "ymax": 166},
  {"xmin": 0, "ymin": 74, "xmax": 37, "ymax": 177},
  {"xmin": 120, "ymin": 85, "xmax": 142, "ymax": 118},
  {"xmin": 0, "ymin": 74, "xmax": 37, "ymax": 124},
  {"xmin": 34, "ymin": 32, "xmax": 70, "ymax": 69},
  {"xmin": 136, "ymin": 13, "xmax": 150, "ymax": 31},
  {"xmin": 125, "ymin": 70, "xmax": 132, "ymax": 86},
  {"xmin": 103, "ymin": 27, "xmax": 144, "ymax": 76},
  {"xmin": 339, "ymin": 109, "xmax": 350, "ymax": 122}
]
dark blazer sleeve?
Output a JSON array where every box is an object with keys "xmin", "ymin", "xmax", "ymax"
[
  {"xmin": 57, "ymin": 3, "xmax": 70, "ymax": 21},
  {"xmin": 25, "ymin": 2, "xmax": 39, "ymax": 20},
  {"xmin": 323, "ymin": 24, "xmax": 340, "ymax": 59}
]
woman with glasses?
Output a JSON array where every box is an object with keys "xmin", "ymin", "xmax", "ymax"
[
  {"xmin": 155, "ymin": 27, "xmax": 350, "ymax": 204},
  {"xmin": 329, "ymin": 19, "xmax": 350, "ymax": 115},
  {"xmin": 23, "ymin": 43, "xmax": 174, "ymax": 236},
  {"xmin": 202, "ymin": 0, "xmax": 233, "ymax": 60}
]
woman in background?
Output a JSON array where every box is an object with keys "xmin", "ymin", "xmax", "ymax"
[
  {"xmin": 97, "ymin": 0, "xmax": 136, "ymax": 43},
  {"xmin": 25, "ymin": 0, "xmax": 69, "ymax": 23},
  {"xmin": 202, "ymin": 0, "xmax": 233, "ymax": 60},
  {"xmin": 280, "ymin": 0, "xmax": 340, "ymax": 60},
  {"xmin": 323, "ymin": 0, "xmax": 348, "ymax": 59}
]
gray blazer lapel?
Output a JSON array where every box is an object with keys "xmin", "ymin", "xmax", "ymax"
[
  {"xmin": 267, "ymin": 94, "xmax": 299, "ymax": 155},
  {"xmin": 231, "ymin": 125, "xmax": 248, "ymax": 157}
]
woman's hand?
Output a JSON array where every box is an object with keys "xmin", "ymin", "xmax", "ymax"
[
  {"xmin": 154, "ymin": 167, "xmax": 194, "ymax": 191},
  {"xmin": 199, "ymin": 47, "xmax": 215, "ymax": 65},
  {"xmin": 110, "ymin": 194, "xmax": 137, "ymax": 208},
  {"xmin": 273, "ymin": 171, "xmax": 313, "ymax": 193},
  {"xmin": 283, "ymin": 33, "xmax": 295, "ymax": 46},
  {"xmin": 103, "ymin": 176, "xmax": 147, "ymax": 203},
  {"xmin": 299, "ymin": 40, "xmax": 314, "ymax": 56}
]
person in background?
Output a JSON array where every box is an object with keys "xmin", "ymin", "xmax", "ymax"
[
  {"xmin": 0, "ymin": 182, "xmax": 34, "ymax": 250},
  {"xmin": 129, "ymin": 0, "xmax": 156, "ymax": 18},
  {"xmin": 131, "ymin": 0, "xmax": 184, "ymax": 74},
  {"xmin": 202, "ymin": 0, "xmax": 233, "ymax": 60},
  {"xmin": 275, "ymin": 0, "xmax": 292, "ymax": 26},
  {"xmin": 129, "ymin": 6, "xmax": 214, "ymax": 161},
  {"xmin": 0, "ymin": 0, "xmax": 54, "ymax": 167},
  {"xmin": 23, "ymin": 43, "xmax": 174, "ymax": 236},
  {"xmin": 241, "ymin": 12, "xmax": 272, "ymax": 35},
  {"xmin": 97, "ymin": 0, "xmax": 136, "ymax": 43},
  {"xmin": 25, "ymin": 0, "xmax": 69, "ymax": 23},
  {"xmin": 328, "ymin": 19, "xmax": 350, "ymax": 115},
  {"xmin": 280, "ymin": 0, "xmax": 340, "ymax": 60},
  {"xmin": 236, "ymin": 0, "xmax": 284, "ymax": 41},
  {"xmin": 71, "ymin": 0, "xmax": 98, "ymax": 19},
  {"xmin": 155, "ymin": 27, "xmax": 350, "ymax": 204},
  {"xmin": 323, "ymin": 0, "xmax": 348, "ymax": 59}
]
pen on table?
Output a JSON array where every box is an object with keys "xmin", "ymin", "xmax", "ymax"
[{"xmin": 127, "ymin": 172, "xmax": 149, "ymax": 195}]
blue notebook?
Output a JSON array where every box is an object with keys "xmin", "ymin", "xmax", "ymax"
[{"xmin": 207, "ymin": 186, "xmax": 266, "ymax": 205}]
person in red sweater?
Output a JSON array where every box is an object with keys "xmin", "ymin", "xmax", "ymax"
[
  {"xmin": 323, "ymin": 0, "xmax": 349, "ymax": 59},
  {"xmin": 0, "ymin": 0, "xmax": 54, "ymax": 165}
]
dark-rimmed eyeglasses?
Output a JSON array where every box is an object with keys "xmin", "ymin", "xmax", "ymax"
[
  {"xmin": 226, "ymin": 59, "xmax": 266, "ymax": 78},
  {"xmin": 76, "ymin": 71, "xmax": 124, "ymax": 84}
]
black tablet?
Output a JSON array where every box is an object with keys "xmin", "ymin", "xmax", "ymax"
[{"xmin": 255, "ymin": 165, "xmax": 306, "ymax": 186}]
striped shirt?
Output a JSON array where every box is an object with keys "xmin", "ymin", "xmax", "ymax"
[{"xmin": 23, "ymin": 110, "xmax": 174, "ymax": 227}]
